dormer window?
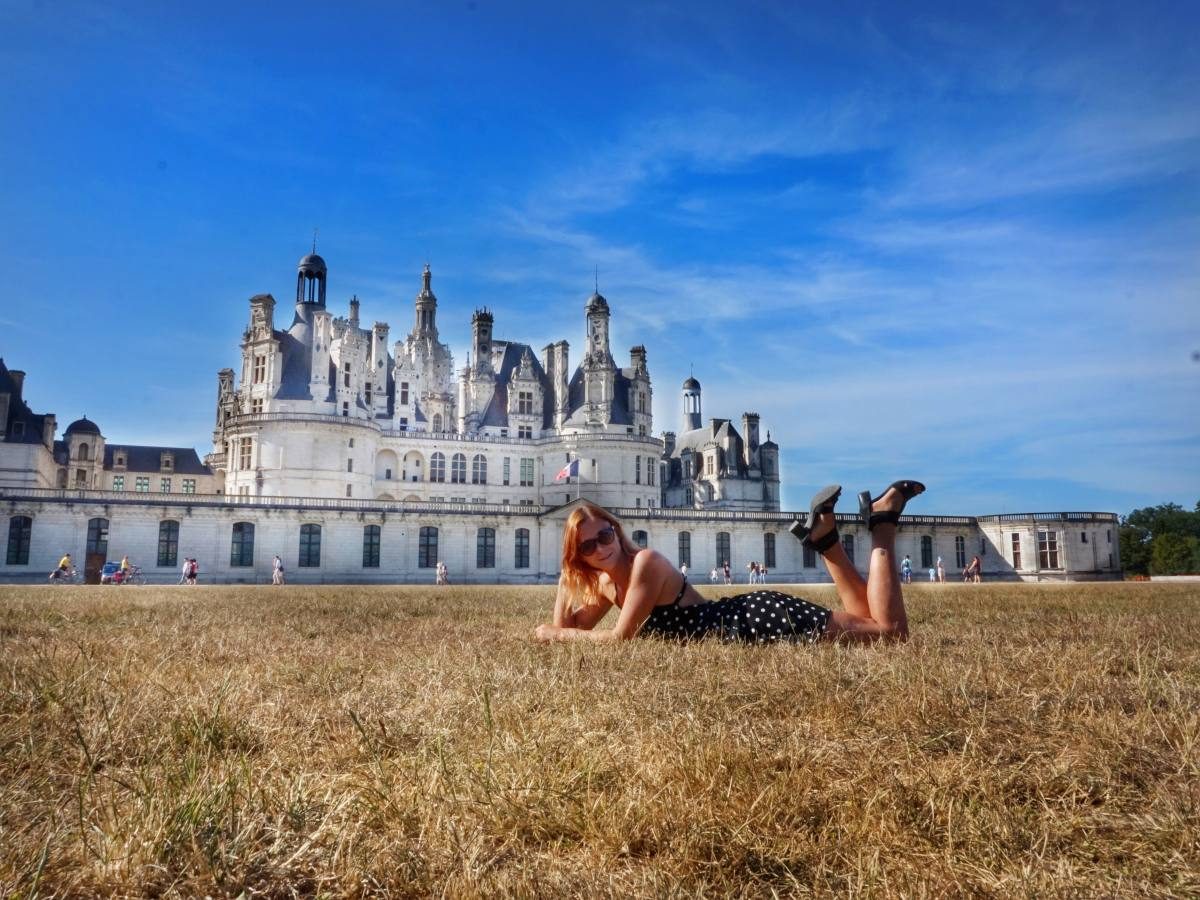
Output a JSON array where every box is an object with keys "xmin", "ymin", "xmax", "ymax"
[
  {"xmin": 160, "ymin": 453, "xmax": 174, "ymax": 472},
  {"xmin": 115, "ymin": 452, "xmax": 126, "ymax": 467}
]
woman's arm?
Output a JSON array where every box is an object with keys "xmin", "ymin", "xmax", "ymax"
[{"xmin": 536, "ymin": 552, "xmax": 675, "ymax": 643}]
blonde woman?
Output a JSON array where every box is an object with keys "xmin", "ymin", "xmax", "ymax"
[{"xmin": 534, "ymin": 481, "xmax": 924, "ymax": 645}]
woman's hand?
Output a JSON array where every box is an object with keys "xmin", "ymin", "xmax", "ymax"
[{"xmin": 534, "ymin": 623, "xmax": 562, "ymax": 642}]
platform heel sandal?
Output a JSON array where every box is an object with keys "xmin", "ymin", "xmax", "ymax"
[
  {"xmin": 858, "ymin": 480, "xmax": 926, "ymax": 531},
  {"xmin": 788, "ymin": 484, "xmax": 842, "ymax": 554}
]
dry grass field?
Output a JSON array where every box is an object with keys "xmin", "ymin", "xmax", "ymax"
[{"xmin": 1, "ymin": 582, "xmax": 1198, "ymax": 898}]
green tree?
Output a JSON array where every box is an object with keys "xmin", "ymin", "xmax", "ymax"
[
  {"xmin": 1119, "ymin": 524, "xmax": 1152, "ymax": 576},
  {"xmin": 1150, "ymin": 533, "xmax": 1199, "ymax": 575}
]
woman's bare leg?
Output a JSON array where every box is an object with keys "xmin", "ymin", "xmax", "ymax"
[
  {"xmin": 810, "ymin": 511, "xmax": 870, "ymax": 619},
  {"xmin": 864, "ymin": 486, "xmax": 910, "ymax": 638}
]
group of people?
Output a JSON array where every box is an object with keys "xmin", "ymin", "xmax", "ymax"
[
  {"xmin": 900, "ymin": 553, "xmax": 983, "ymax": 584},
  {"xmin": 179, "ymin": 557, "xmax": 200, "ymax": 585},
  {"xmin": 707, "ymin": 561, "xmax": 733, "ymax": 584}
]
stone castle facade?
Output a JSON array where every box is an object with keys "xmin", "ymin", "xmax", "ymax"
[{"xmin": 0, "ymin": 250, "xmax": 1121, "ymax": 585}]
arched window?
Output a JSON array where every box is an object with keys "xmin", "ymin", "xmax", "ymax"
[
  {"xmin": 432, "ymin": 413, "xmax": 443, "ymax": 432},
  {"xmin": 955, "ymin": 535, "xmax": 966, "ymax": 569},
  {"xmin": 632, "ymin": 530, "xmax": 648, "ymax": 549},
  {"xmin": 451, "ymin": 453, "xmax": 466, "ymax": 484},
  {"xmin": 920, "ymin": 535, "xmax": 933, "ymax": 569},
  {"xmin": 157, "ymin": 520, "xmax": 179, "ymax": 567},
  {"xmin": 231, "ymin": 522, "xmax": 254, "ymax": 567},
  {"xmin": 677, "ymin": 531, "xmax": 691, "ymax": 567},
  {"xmin": 477, "ymin": 527, "xmax": 495, "ymax": 568},
  {"xmin": 299, "ymin": 524, "xmax": 321, "ymax": 567},
  {"xmin": 363, "ymin": 525, "xmax": 381, "ymax": 568},
  {"xmin": 418, "ymin": 526, "xmax": 438, "ymax": 568},
  {"xmin": 430, "ymin": 452, "xmax": 446, "ymax": 483},
  {"xmin": 7, "ymin": 516, "xmax": 32, "ymax": 565},
  {"xmin": 716, "ymin": 532, "xmax": 730, "ymax": 565},
  {"xmin": 86, "ymin": 517, "xmax": 109, "ymax": 556},
  {"xmin": 78, "ymin": 442, "xmax": 89, "ymax": 461},
  {"xmin": 471, "ymin": 454, "xmax": 487, "ymax": 484},
  {"xmin": 514, "ymin": 528, "xmax": 530, "ymax": 569},
  {"xmin": 763, "ymin": 533, "xmax": 776, "ymax": 569}
]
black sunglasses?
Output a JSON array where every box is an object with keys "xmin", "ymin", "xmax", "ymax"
[{"xmin": 578, "ymin": 525, "xmax": 616, "ymax": 556}]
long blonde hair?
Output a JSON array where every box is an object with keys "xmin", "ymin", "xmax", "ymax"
[{"xmin": 560, "ymin": 502, "xmax": 640, "ymax": 607}]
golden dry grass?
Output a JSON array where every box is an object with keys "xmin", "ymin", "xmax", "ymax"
[{"xmin": 1, "ymin": 582, "xmax": 1198, "ymax": 898}]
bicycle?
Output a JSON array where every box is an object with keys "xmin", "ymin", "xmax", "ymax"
[
  {"xmin": 48, "ymin": 566, "xmax": 79, "ymax": 585},
  {"xmin": 124, "ymin": 565, "xmax": 147, "ymax": 586}
]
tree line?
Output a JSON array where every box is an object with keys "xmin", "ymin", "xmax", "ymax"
[{"xmin": 1119, "ymin": 501, "xmax": 1200, "ymax": 576}]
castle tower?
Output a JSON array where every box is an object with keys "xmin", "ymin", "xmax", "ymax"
[
  {"xmin": 742, "ymin": 412, "xmax": 761, "ymax": 472},
  {"xmin": 471, "ymin": 309, "xmax": 494, "ymax": 374},
  {"xmin": 414, "ymin": 264, "xmax": 438, "ymax": 335},
  {"xmin": 585, "ymin": 292, "xmax": 611, "ymax": 361},
  {"xmin": 682, "ymin": 376, "xmax": 702, "ymax": 431},
  {"xmin": 296, "ymin": 251, "xmax": 327, "ymax": 308}
]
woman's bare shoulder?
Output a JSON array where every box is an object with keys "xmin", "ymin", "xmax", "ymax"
[{"xmin": 632, "ymin": 548, "xmax": 675, "ymax": 577}]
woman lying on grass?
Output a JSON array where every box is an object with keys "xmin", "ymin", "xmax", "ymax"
[{"xmin": 534, "ymin": 481, "xmax": 924, "ymax": 645}]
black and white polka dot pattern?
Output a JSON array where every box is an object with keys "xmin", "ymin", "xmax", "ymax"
[{"xmin": 640, "ymin": 590, "xmax": 831, "ymax": 645}]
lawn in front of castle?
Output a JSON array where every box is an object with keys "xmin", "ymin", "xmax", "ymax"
[{"xmin": 2, "ymin": 582, "xmax": 1197, "ymax": 896}]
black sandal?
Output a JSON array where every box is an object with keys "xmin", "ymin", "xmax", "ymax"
[
  {"xmin": 858, "ymin": 480, "xmax": 926, "ymax": 532},
  {"xmin": 789, "ymin": 484, "xmax": 842, "ymax": 554}
]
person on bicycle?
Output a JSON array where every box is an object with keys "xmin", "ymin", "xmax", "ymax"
[
  {"xmin": 49, "ymin": 553, "xmax": 72, "ymax": 582},
  {"xmin": 120, "ymin": 555, "xmax": 131, "ymax": 585}
]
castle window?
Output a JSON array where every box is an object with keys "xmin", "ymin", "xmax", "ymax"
[
  {"xmin": 433, "ymin": 414, "xmax": 443, "ymax": 432},
  {"xmin": 518, "ymin": 391, "xmax": 534, "ymax": 415},
  {"xmin": 677, "ymin": 531, "xmax": 691, "ymax": 568},
  {"xmin": 632, "ymin": 530, "xmax": 648, "ymax": 548},
  {"xmin": 430, "ymin": 453, "xmax": 446, "ymax": 483},
  {"xmin": 1010, "ymin": 533, "xmax": 1021, "ymax": 569},
  {"xmin": 385, "ymin": 468, "xmax": 393, "ymax": 480},
  {"xmin": 347, "ymin": 459, "xmax": 353, "ymax": 473},
  {"xmin": 349, "ymin": 438, "xmax": 354, "ymax": 448},
  {"xmin": 841, "ymin": 534, "xmax": 855, "ymax": 564},
  {"xmin": 9, "ymin": 421, "xmax": 24, "ymax": 437},
  {"xmin": 365, "ymin": 382, "xmax": 372, "ymax": 404},
  {"xmin": 1081, "ymin": 531, "xmax": 1088, "ymax": 543},
  {"xmin": 635, "ymin": 456, "xmax": 641, "ymax": 484},
  {"xmin": 342, "ymin": 402, "xmax": 349, "ymax": 417},
  {"xmin": 638, "ymin": 392, "xmax": 646, "ymax": 413},
  {"xmin": 299, "ymin": 524, "xmax": 321, "ymax": 567},
  {"xmin": 639, "ymin": 425, "xmax": 646, "ymax": 436},
  {"xmin": 685, "ymin": 487, "xmax": 693, "ymax": 505},
  {"xmin": 78, "ymin": 442, "xmax": 89, "ymax": 462},
  {"xmin": 518, "ymin": 425, "xmax": 532, "ymax": 439},
  {"xmin": 920, "ymin": 536, "xmax": 933, "ymax": 569},
  {"xmin": 239, "ymin": 438, "xmax": 252, "ymax": 470},
  {"xmin": 161, "ymin": 455, "xmax": 173, "ymax": 471},
  {"xmin": 230, "ymin": 523, "xmax": 254, "ymax": 567},
  {"xmin": 515, "ymin": 528, "xmax": 530, "ymax": 568},
  {"xmin": 764, "ymin": 533, "xmax": 776, "ymax": 569},
  {"xmin": 112, "ymin": 476, "xmax": 124, "ymax": 491},
  {"xmin": 803, "ymin": 543, "xmax": 816, "ymax": 569},
  {"xmin": 471, "ymin": 454, "xmax": 487, "ymax": 485},
  {"xmin": 253, "ymin": 355, "xmax": 266, "ymax": 384},
  {"xmin": 182, "ymin": 479, "xmax": 196, "ymax": 494},
  {"xmin": 400, "ymin": 382, "xmax": 410, "ymax": 405},
  {"xmin": 418, "ymin": 526, "xmax": 438, "ymax": 568},
  {"xmin": 399, "ymin": 418, "xmax": 408, "ymax": 431},
  {"xmin": 7, "ymin": 516, "xmax": 32, "ymax": 565},
  {"xmin": 160, "ymin": 478, "xmax": 171, "ymax": 493},
  {"xmin": 251, "ymin": 398, "xmax": 263, "ymax": 414},
  {"xmin": 115, "ymin": 453, "xmax": 125, "ymax": 467},
  {"xmin": 451, "ymin": 453, "xmax": 467, "ymax": 484},
  {"xmin": 705, "ymin": 454, "xmax": 714, "ymax": 475},
  {"xmin": 157, "ymin": 520, "xmax": 179, "ymax": 568},
  {"xmin": 716, "ymin": 532, "xmax": 730, "ymax": 565},
  {"xmin": 343, "ymin": 363, "xmax": 351, "ymax": 388},
  {"xmin": 363, "ymin": 525, "xmax": 381, "ymax": 568},
  {"xmin": 647, "ymin": 457, "xmax": 656, "ymax": 487},
  {"xmin": 956, "ymin": 536, "xmax": 966, "ymax": 569},
  {"xmin": 346, "ymin": 485, "xmax": 352, "ymax": 497},
  {"xmin": 503, "ymin": 458, "xmax": 511, "ymax": 486},
  {"xmin": 519, "ymin": 458, "xmax": 534, "ymax": 487},
  {"xmin": 1038, "ymin": 531, "xmax": 1060, "ymax": 569},
  {"xmin": 1107, "ymin": 529, "xmax": 1112, "ymax": 544},
  {"xmin": 135, "ymin": 477, "xmax": 150, "ymax": 492},
  {"xmin": 477, "ymin": 527, "xmax": 496, "ymax": 568},
  {"xmin": 86, "ymin": 517, "xmax": 109, "ymax": 557}
]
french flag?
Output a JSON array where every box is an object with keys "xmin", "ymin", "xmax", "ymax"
[{"xmin": 554, "ymin": 458, "xmax": 580, "ymax": 482}]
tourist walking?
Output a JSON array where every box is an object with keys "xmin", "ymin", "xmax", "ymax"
[
  {"xmin": 901, "ymin": 555, "xmax": 913, "ymax": 584},
  {"xmin": 936, "ymin": 556, "xmax": 945, "ymax": 583},
  {"xmin": 180, "ymin": 558, "xmax": 190, "ymax": 585},
  {"xmin": 534, "ymin": 479, "xmax": 924, "ymax": 645},
  {"xmin": 436, "ymin": 560, "xmax": 449, "ymax": 585},
  {"xmin": 272, "ymin": 554, "xmax": 285, "ymax": 585},
  {"xmin": 966, "ymin": 555, "xmax": 982, "ymax": 583},
  {"xmin": 722, "ymin": 561, "xmax": 731, "ymax": 585}
]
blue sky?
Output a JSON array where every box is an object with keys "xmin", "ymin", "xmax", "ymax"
[{"xmin": 2, "ymin": 1, "xmax": 1197, "ymax": 516}]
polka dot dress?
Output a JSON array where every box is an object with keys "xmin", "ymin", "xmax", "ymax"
[{"xmin": 640, "ymin": 590, "xmax": 831, "ymax": 645}]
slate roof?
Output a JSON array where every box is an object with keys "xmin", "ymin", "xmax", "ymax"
[
  {"xmin": 104, "ymin": 445, "xmax": 212, "ymax": 475},
  {"xmin": 563, "ymin": 364, "xmax": 636, "ymax": 427},
  {"xmin": 0, "ymin": 358, "xmax": 51, "ymax": 444},
  {"xmin": 478, "ymin": 342, "xmax": 553, "ymax": 429}
]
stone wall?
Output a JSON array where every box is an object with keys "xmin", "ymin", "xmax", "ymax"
[{"xmin": 1, "ymin": 489, "xmax": 1122, "ymax": 585}]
